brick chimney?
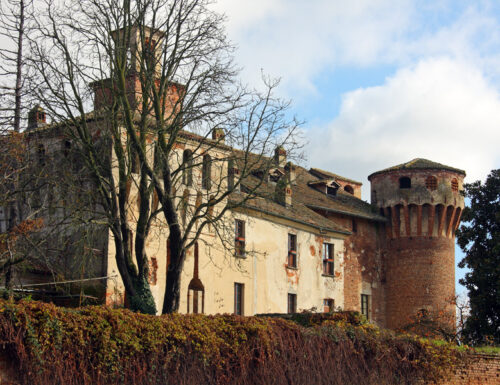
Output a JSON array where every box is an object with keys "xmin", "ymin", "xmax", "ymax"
[
  {"xmin": 285, "ymin": 162, "xmax": 296, "ymax": 185},
  {"xmin": 274, "ymin": 146, "xmax": 286, "ymax": 167},
  {"xmin": 27, "ymin": 105, "xmax": 46, "ymax": 130},
  {"xmin": 212, "ymin": 128, "xmax": 225, "ymax": 143},
  {"xmin": 275, "ymin": 174, "xmax": 292, "ymax": 208}
]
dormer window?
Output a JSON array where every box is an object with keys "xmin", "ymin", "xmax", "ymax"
[
  {"xmin": 326, "ymin": 184, "xmax": 337, "ymax": 197},
  {"xmin": 308, "ymin": 179, "xmax": 340, "ymax": 197}
]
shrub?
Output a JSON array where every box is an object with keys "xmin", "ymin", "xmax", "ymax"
[{"xmin": 0, "ymin": 300, "xmax": 465, "ymax": 385}]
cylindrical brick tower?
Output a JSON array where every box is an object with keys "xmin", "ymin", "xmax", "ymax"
[{"xmin": 368, "ymin": 158, "xmax": 465, "ymax": 330}]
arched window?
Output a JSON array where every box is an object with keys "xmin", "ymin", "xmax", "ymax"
[
  {"xmin": 202, "ymin": 154, "xmax": 211, "ymax": 190},
  {"xmin": 425, "ymin": 176, "xmax": 437, "ymax": 191},
  {"xmin": 182, "ymin": 149, "xmax": 193, "ymax": 186},
  {"xmin": 399, "ymin": 177, "xmax": 411, "ymax": 189},
  {"xmin": 451, "ymin": 178, "xmax": 458, "ymax": 192},
  {"xmin": 344, "ymin": 185, "xmax": 354, "ymax": 195}
]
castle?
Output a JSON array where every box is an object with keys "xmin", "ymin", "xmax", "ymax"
[{"xmin": 0, "ymin": 26, "xmax": 466, "ymax": 331}]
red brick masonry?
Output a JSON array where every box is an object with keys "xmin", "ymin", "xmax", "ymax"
[{"xmin": 438, "ymin": 354, "xmax": 500, "ymax": 385}]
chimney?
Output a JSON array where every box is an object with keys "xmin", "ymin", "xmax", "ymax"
[
  {"xmin": 275, "ymin": 174, "xmax": 292, "ymax": 208},
  {"xmin": 274, "ymin": 146, "xmax": 286, "ymax": 167},
  {"xmin": 212, "ymin": 128, "xmax": 225, "ymax": 143},
  {"xmin": 27, "ymin": 105, "xmax": 46, "ymax": 130},
  {"xmin": 285, "ymin": 162, "xmax": 296, "ymax": 185}
]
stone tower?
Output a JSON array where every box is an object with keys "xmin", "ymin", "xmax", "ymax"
[{"xmin": 368, "ymin": 159, "xmax": 465, "ymax": 330}]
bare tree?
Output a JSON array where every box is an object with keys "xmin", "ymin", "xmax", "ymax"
[
  {"xmin": 0, "ymin": 0, "xmax": 35, "ymax": 132},
  {"xmin": 30, "ymin": 0, "xmax": 302, "ymax": 314}
]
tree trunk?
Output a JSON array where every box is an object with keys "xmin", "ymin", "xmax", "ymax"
[
  {"xmin": 128, "ymin": 275, "xmax": 157, "ymax": 315},
  {"xmin": 13, "ymin": 0, "xmax": 24, "ymax": 132},
  {"xmin": 162, "ymin": 248, "xmax": 185, "ymax": 314}
]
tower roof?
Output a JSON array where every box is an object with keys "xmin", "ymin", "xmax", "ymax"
[{"xmin": 368, "ymin": 158, "xmax": 466, "ymax": 180}]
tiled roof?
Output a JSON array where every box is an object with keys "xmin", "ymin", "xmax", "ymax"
[
  {"xmin": 236, "ymin": 162, "xmax": 386, "ymax": 235},
  {"xmin": 368, "ymin": 158, "xmax": 466, "ymax": 179},
  {"xmin": 309, "ymin": 168, "xmax": 362, "ymax": 185}
]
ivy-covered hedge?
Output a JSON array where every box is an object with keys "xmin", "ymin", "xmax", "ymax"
[{"xmin": 0, "ymin": 299, "xmax": 465, "ymax": 385}]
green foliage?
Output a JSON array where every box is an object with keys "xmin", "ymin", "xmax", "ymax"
[
  {"xmin": 457, "ymin": 169, "xmax": 500, "ymax": 345},
  {"xmin": 0, "ymin": 299, "xmax": 465, "ymax": 385}
]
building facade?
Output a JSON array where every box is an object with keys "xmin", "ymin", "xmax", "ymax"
[{"xmin": 0, "ymin": 26, "xmax": 466, "ymax": 329}]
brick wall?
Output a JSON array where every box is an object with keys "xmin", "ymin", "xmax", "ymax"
[{"xmin": 436, "ymin": 354, "xmax": 500, "ymax": 385}]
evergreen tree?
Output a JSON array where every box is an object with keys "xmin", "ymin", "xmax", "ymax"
[{"xmin": 457, "ymin": 169, "xmax": 500, "ymax": 344}]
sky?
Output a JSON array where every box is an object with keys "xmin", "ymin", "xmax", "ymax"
[{"xmin": 212, "ymin": 0, "xmax": 500, "ymax": 297}]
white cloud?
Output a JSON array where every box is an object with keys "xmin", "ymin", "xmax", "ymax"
[
  {"xmin": 213, "ymin": 1, "xmax": 500, "ymax": 100},
  {"xmin": 307, "ymin": 58, "xmax": 500, "ymax": 198},
  {"xmin": 213, "ymin": 0, "xmax": 415, "ymax": 93}
]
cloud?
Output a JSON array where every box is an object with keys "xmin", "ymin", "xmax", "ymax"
[
  {"xmin": 307, "ymin": 57, "xmax": 500, "ymax": 198},
  {"xmin": 213, "ymin": 0, "xmax": 414, "ymax": 93},
  {"xmin": 213, "ymin": 1, "xmax": 500, "ymax": 99}
]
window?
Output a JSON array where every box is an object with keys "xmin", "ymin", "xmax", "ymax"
[
  {"xmin": 63, "ymin": 140, "xmax": 71, "ymax": 158},
  {"xmin": 326, "ymin": 183, "xmax": 337, "ymax": 197},
  {"xmin": 38, "ymin": 144, "xmax": 46, "ymax": 166},
  {"xmin": 287, "ymin": 293, "xmax": 297, "ymax": 314},
  {"xmin": 287, "ymin": 233, "xmax": 297, "ymax": 268},
  {"xmin": 425, "ymin": 176, "xmax": 437, "ymax": 191},
  {"xmin": 352, "ymin": 219, "xmax": 357, "ymax": 233},
  {"xmin": 322, "ymin": 243, "xmax": 334, "ymax": 276},
  {"xmin": 451, "ymin": 178, "xmax": 458, "ymax": 192},
  {"xmin": 182, "ymin": 149, "xmax": 193, "ymax": 186},
  {"xmin": 344, "ymin": 185, "xmax": 354, "ymax": 194},
  {"xmin": 323, "ymin": 298, "xmax": 334, "ymax": 313},
  {"xmin": 234, "ymin": 283, "xmax": 244, "ymax": 315},
  {"xmin": 202, "ymin": 154, "xmax": 211, "ymax": 190},
  {"xmin": 361, "ymin": 294, "xmax": 370, "ymax": 320},
  {"xmin": 399, "ymin": 177, "xmax": 411, "ymax": 189},
  {"xmin": 235, "ymin": 219, "xmax": 245, "ymax": 257}
]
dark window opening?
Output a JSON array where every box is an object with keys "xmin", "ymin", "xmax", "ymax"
[
  {"xmin": 287, "ymin": 233, "xmax": 297, "ymax": 268},
  {"xmin": 399, "ymin": 177, "xmax": 411, "ymax": 189},
  {"xmin": 63, "ymin": 140, "xmax": 71, "ymax": 158},
  {"xmin": 234, "ymin": 283, "xmax": 244, "ymax": 315},
  {"xmin": 352, "ymin": 219, "xmax": 357, "ymax": 233},
  {"xmin": 287, "ymin": 293, "xmax": 297, "ymax": 314},
  {"xmin": 344, "ymin": 185, "xmax": 354, "ymax": 194},
  {"xmin": 38, "ymin": 144, "xmax": 46, "ymax": 166},
  {"xmin": 322, "ymin": 243, "xmax": 334, "ymax": 276},
  {"xmin": 326, "ymin": 184, "xmax": 337, "ymax": 197},
  {"xmin": 235, "ymin": 219, "xmax": 245, "ymax": 257}
]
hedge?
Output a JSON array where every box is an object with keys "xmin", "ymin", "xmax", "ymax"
[{"xmin": 0, "ymin": 299, "xmax": 465, "ymax": 385}]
